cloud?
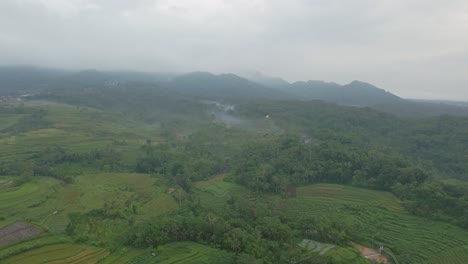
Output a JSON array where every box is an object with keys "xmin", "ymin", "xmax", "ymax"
[{"xmin": 0, "ymin": 0, "xmax": 467, "ymax": 100}]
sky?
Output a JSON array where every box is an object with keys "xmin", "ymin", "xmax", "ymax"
[{"xmin": 1, "ymin": 0, "xmax": 467, "ymax": 100}]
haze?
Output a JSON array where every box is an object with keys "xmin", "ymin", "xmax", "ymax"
[{"xmin": 1, "ymin": 0, "xmax": 467, "ymax": 100}]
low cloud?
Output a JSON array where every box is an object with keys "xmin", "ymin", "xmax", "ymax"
[{"xmin": 1, "ymin": 0, "xmax": 467, "ymax": 100}]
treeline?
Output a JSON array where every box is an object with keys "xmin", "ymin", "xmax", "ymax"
[
  {"xmin": 122, "ymin": 195, "xmax": 365, "ymax": 264},
  {"xmin": 65, "ymin": 195, "xmax": 365, "ymax": 263},
  {"xmin": 0, "ymin": 146, "xmax": 124, "ymax": 183},
  {"xmin": 31, "ymin": 85, "xmax": 210, "ymax": 128},
  {"xmin": 236, "ymin": 100, "xmax": 468, "ymax": 181},
  {"xmin": 231, "ymin": 136, "xmax": 428, "ymax": 191},
  {"xmin": 230, "ymin": 136, "xmax": 468, "ymax": 228},
  {"xmin": 135, "ymin": 142, "xmax": 225, "ymax": 191}
]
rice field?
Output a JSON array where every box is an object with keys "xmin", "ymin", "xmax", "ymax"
[
  {"xmin": 126, "ymin": 242, "xmax": 235, "ymax": 264},
  {"xmin": 299, "ymin": 239, "xmax": 336, "ymax": 255},
  {"xmin": 0, "ymin": 102, "xmax": 158, "ymax": 163},
  {"xmin": 272, "ymin": 184, "xmax": 468, "ymax": 264},
  {"xmin": 1, "ymin": 243, "xmax": 109, "ymax": 264},
  {"xmin": 193, "ymin": 176, "xmax": 249, "ymax": 212},
  {"xmin": 0, "ymin": 235, "xmax": 72, "ymax": 261},
  {"xmin": 428, "ymin": 245, "xmax": 468, "ymax": 264},
  {"xmin": 0, "ymin": 173, "xmax": 177, "ymax": 236}
]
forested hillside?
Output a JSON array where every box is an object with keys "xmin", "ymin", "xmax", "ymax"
[{"xmin": 2, "ymin": 66, "xmax": 468, "ymax": 117}]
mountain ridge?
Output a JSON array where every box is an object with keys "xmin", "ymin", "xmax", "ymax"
[{"xmin": 1, "ymin": 65, "xmax": 467, "ymax": 117}]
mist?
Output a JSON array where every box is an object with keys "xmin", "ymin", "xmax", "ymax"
[{"xmin": 1, "ymin": 0, "xmax": 467, "ymax": 100}]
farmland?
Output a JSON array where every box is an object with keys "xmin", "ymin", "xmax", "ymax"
[
  {"xmin": 0, "ymin": 102, "xmax": 158, "ymax": 164},
  {"xmin": 299, "ymin": 239, "xmax": 335, "ymax": 256},
  {"xmin": 127, "ymin": 242, "xmax": 235, "ymax": 264},
  {"xmin": 0, "ymin": 222, "xmax": 43, "ymax": 247},
  {"xmin": 0, "ymin": 173, "xmax": 177, "ymax": 236},
  {"xmin": 1, "ymin": 98, "xmax": 468, "ymax": 263},
  {"xmin": 193, "ymin": 175, "xmax": 250, "ymax": 212},
  {"xmin": 2, "ymin": 244, "xmax": 109, "ymax": 264},
  {"xmin": 267, "ymin": 184, "xmax": 468, "ymax": 263}
]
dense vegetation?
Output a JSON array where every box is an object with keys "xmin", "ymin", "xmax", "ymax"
[
  {"xmin": 230, "ymin": 136, "xmax": 468, "ymax": 228},
  {"xmin": 1, "ymin": 71, "xmax": 468, "ymax": 263}
]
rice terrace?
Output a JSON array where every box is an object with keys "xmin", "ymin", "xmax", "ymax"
[{"xmin": 1, "ymin": 63, "xmax": 468, "ymax": 263}]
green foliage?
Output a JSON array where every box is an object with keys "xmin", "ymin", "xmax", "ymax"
[
  {"xmin": 2, "ymin": 90, "xmax": 468, "ymax": 264},
  {"xmin": 272, "ymin": 184, "xmax": 468, "ymax": 263}
]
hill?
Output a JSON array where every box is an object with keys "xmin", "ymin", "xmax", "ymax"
[
  {"xmin": 2, "ymin": 65, "xmax": 468, "ymax": 117},
  {"xmin": 286, "ymin": 80, "xmax": 401, "ymax": 106},
  {"xmin": 374, "ymin": 100, "xmax": 468, "ymax": 117},
  {"xmin": 169, "ymin": 72, "xmax": 291, "ymax": 100},
  {"xmin": 0, "ymin": 66, "xmax": 69, "ymax": 95}
]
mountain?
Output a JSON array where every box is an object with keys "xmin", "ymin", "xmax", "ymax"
[
  {"xmin": 168, "ymin": 72, "xmax": 291, "ymax": 99},
  {"xmin": 240, "ymin": 72, "xmax": 402, "ymax": 106},
  {"xmin": 241, "ymin": 73, "xmax": 468, "ymax": 116},
  {"xmin": 2, "ymin": 65, "xmax": 468, "ymax": 117},
  {"xmin": 239, "ymin": 71, "xmax": 291, "ymax": 90},
  {"xmin": 286, "ymin": 80, "xmax": 402, "ymax": 106},
  {"xmin": 0, "ymin": 65, "xmax": 69, "ymax": 94},
  {"xmin": 373, "ymin": 100, "xmax": 468, "ymax": 117}
]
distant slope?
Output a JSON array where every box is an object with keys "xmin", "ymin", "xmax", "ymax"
[
  {"xmin": 244, "ymin": 73, "xmax": 468, "ymax": 116},
  {"xmin": 287, "ymin": 80, "xmax": 402, "ymax": 106},
  {"xmin": 373, "ymin": 100, "xmax": 468, "ymax": 117},
  {"xmin": 169, "ymin": 72, "xmax": 291, "ymax": 100},
  {"xmin": 239, "ymin": 71, "xmax": 291, "ymax": 90},
  {"xmin": 0, "ymin": 66, "xmax": 69, "ymax": 95},
  {"xmin": 2, "ymin": 65, "xmax": 468, "ymax": 117}
]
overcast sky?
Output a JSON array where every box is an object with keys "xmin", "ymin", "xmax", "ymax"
[{"xmin": 1, "ymin": 0, "xmax": 467, "ymax": 100}]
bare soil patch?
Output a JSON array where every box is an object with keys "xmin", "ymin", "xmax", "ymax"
[{"xmin": 353, "ymin": 243, "xmax": 389, "ymax": 264}]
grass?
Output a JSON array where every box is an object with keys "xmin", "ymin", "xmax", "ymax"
[
  {"xmin": 126, "ymin": 242, "xmax": 235, "ymax": 264},
  {"xmin": 0, "ymin": 102, "xmax": 159, "ymax": 163},
  {"xmin": 0, "ymin": 235, "xmax": 72, "ymax": 261},
  {"xmin": 299, "ymin": 239, "xmax": 336, "ymax": 255},
  {"xmin": 270, "ymin": 184, "xmax": 468, "ymax": 264},
  {"xmin": 0, "ymin": 173, "xmax": 177, "ymax": 234},
  {"xmin": 0, "ymin": 177, "xmax": 61, "ymax": 228},
  {"xmin": 2, "ymin": 102, "xmax": 467, "ymax": 263},
  {"xmin": 99, "ymin": 248, "xmax": 146, "ymax": 264},
  {"xmin": 193, "ymin": 176, "xmax": 250, "ymax": 212},
  {"xmin": 428, "ymin": 245, "xmax": 468, "ymax": 264},
  {"xmin": 2, "ymin": 243, "xmax": 109, "ymax": 264},
  {"xmin": 0, "ymin": 113, "xmax": 25, "ymax": 130}
]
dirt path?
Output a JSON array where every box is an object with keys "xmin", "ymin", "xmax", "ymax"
[{"xmin": 352, "ymin": 243, "xmax": 389, "ymax": 264}]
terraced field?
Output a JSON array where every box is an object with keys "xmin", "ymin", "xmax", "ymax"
[
  {"xmin": 2, "ymin": 243, "xmax": 109, "ymax": 264},
  {"xmin": 194, "ymin": 176, "xmax": 249, "ymax": 211},
  {"xmin": 0, "ymin": 177, "xmax": 61, "ymax": 228},
  {"xmin": 127, "ymin": 242, "xmax": 235, "ymax": 264},
  {"xmin": 0, "ymin": 102, "xmax": 157, "ymax": 163},
  {"xmin": 99, "ymin": 248, "xmax": 146, "ymax": 264},
  {"xmin": 273, "ymin": 184, "xmax": 468, "ymax": 263},
  {"xmin": 0, "ymin": 173, "xmax": 177, "ymax": 235},
  {"xmin": 428, "ymin": 245, "xmax": 468, "ymax": 264},
  {"xmin": 299, "ymin": 239, "xmax": 336, "ymax": 255},
  {"xmin": 0, "ymin": 113, "xmax": 25, "ymax": 130},
  {"xmin": 0, "ymin": 234, "xmax": 148, "ymax": 264},
  {"xmin": 0, "ymin": 235, "xmax": 72, "ymax": 261}
]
